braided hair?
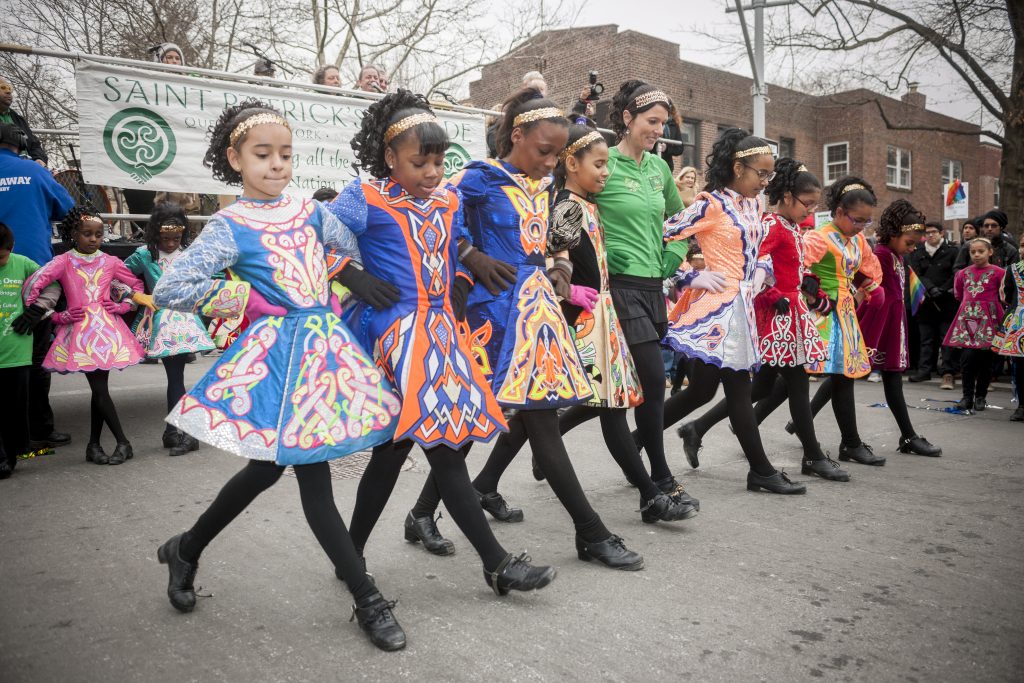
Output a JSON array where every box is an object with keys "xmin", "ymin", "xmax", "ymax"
[
  {"xmin": 57, "ymin": 203, "xmax": 102, "ymax": 245},
  {"xmin": 145, "ymin": 201, "xmax": 191, "ymax": 260},
  {"xmin": 203, "ymin": 99, "xmax": 287, "ymax": 185},
  {"xmin": 765, "ymin": 157, "xmax": 820, "ymax": 205},
  {"xmin": 350, "ymin": 89, "xmax": 447, "ymax": 179},
  {"xmin": 553, "ymin": 122, "xmax": 606, "ymax": 189},
  {"xmin": 704, "ymin": 127, "xmax": 769, "ymax": 193},
  {"xmin": 609, "ymin": 80, "xmax": 670, "ymax": 140},
  {"xmin": 876, "ymin": 199, "xmax": 925, "ymax": 245},
  {"xmin": 825, "ymin": 175, "xmax": 876, "ymax": 214},
  {"xmin": 494, "ymin": 87, "xmax": 568, "ymax": 158}
]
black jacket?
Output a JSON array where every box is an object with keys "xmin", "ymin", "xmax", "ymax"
[
  {"xmin": 909, "ymin": 239, "xmax": 957, "ymax": 319},
  {"xmin": 954, "ymin": 235, "xmax": 1019, "ymax": 271},
  {"xmin": 4, "ymin": 108, "xmax": 47, "ymax": 165}
]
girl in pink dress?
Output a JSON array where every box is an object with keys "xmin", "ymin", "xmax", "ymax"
[
  {"xmin": 24, "ymin": 208, "xmax": 147, "ymax": 465},
  {"xmin": 944, "ymin": 238, "xmax": 1006, "ymax": 412}
]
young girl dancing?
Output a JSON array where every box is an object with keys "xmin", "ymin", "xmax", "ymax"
[
  {"xmin": 152, "ymin": 100, "xmax": 407, "ymax": 651},
  {"xmin": 655, "ymin": 128, "xmax": 805, "ymax": 494},
  {"xmin": 124, "ymin": 201, "xmax": 215, "ymax": 456},
  {"xmin": 406, "ymin": 89, "xmax": 644, "ymax": 570},
  {"xmin": 332, "ymin": 90, "xmax": 558, "ymax": 596},
  {"xmin": 25, "ymin": 208, "xmax": 147, "ymax": 465},
  {"xmin": 945, "ymin": 238, "xmax": 1005, "ymax": 412},
  {"xmin": 994, "ymin": 234, "xmax": 1024, "ymax": 421}
]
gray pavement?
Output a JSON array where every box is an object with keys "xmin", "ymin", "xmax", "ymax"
[{"xmin": 1, "ymin": 358, "xmax": 1023, "ymax": 682}]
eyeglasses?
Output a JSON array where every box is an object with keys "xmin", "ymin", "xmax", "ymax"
[
  {"xmin": 795, "ymin": 196, "xmax": 818, "ymax": 212},
  {"xmin": 742, "ymin": 163, "xmax": 776, "ymax": 182},
  {"xmin": 982, "ymin": 222, "xmax": 1000, "ymax": 229},
  {"xmin": 849, "ymin": 216, "xmax": 874, "ymax": 229}
]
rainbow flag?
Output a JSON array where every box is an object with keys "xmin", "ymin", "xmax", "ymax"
[
  {"xmin": 945, "ymin": 178, "xmax": 966, "ymax": 206},
  {"xmin": 908, "ymin": 268, "xmax": 926, "ymax": 315}
]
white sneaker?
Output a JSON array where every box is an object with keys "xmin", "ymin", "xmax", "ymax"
[{"xmin": 867, "ymin": 371, "xmax": 881, "ymax": 383}]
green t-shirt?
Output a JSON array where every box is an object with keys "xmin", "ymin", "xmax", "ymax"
[
  {"xmin": 0, "ymin": 111, "xmax": 13, "ymax": 125},
  {"xmin": 594, "ymin": 148, "xmax": 683, "ymax": 279},
  {"xmin": 0, "ymin": 253, "xmax": 39, "ymax": 368}
]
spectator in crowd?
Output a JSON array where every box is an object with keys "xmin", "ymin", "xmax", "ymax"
[
  {"xmin": 254, "ymin": 57, "xmax": 276, "ymax": 78},
  {"xmin": 656, "ymin": 101, "xmax": 684, "ymax": 170},
  {"xmin": 0, "ymin": 122, "xmax": 75, "ymax": 451},
  {"xmin": 521, "ymin": 70, "xmax": 548, "ymax": 97},
  {"xmin": 0, "ymin": 77, "xmax": 48, "ymax": 166},
  {"xmin": 152, "ymin": 43, "xmax": 184, "ymax": 66},
  {"xmin": 981, "ymin": 210, "xmax": 1019, "ymax": 267},
  {"xmin": 355, "ymin": 65, "xmax": 387, "ymax": 93},
  {"xmin": 313, "ymin": 65, "xmax": 342, "ymax": 87},
  {"xmin": 954, "ymin": 216, "xmax": 983, "ymax": 272},
  {"xmin": 908, "ymin": 222, "xmax": 958, "ymax": 388},
  {"xmin": 674, "ymin": 166, "xmax": 698, "ymax": 207}
]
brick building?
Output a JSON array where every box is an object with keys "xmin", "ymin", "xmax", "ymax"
[{"xmin": 468, "ymin": 25, "xmax": 1001, "ymax": 232}]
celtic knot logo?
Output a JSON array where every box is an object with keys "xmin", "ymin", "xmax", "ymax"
[
  {"xmin": 443, "ymin": 142, "xmax": 471, "ymax": 179},
  {"xmin": 103, "ymin": 107, "xmax": 176, "ymax": 184}
]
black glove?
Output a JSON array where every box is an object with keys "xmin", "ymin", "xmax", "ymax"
[
  {"xmin": 547, "ymin": 256, "xmax": 573, "ymax": 300},
  {"xmin": 11, "ymin": 304, "xmax": 46, "ymax": 335},
  {"xmin": 927, "ymin": 286, "xmax": 944, "ymax": 299},
  {"xmin": 773, "ymin": 297, "xmax": 791, "ymax": 315},
  {"xmin": 335, "ymin": 262, "xmax": 400, "ymax": 311},
  {"xmin": 451, "ymin": 276, "xmax": 471, "ymax": 321},
  {"xmin": 460, "ymin": 245, "xmax": 517, "ymax": 295},
  {"xmin": 800, "ymin": 274, "xmax": 820, "ymax": 298}
]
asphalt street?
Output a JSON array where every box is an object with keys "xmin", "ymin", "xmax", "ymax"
[{"xmin": 1, "ymin": 358, "xmax": 1022, "ymax": 682}]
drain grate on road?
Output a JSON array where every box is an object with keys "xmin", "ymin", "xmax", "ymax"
[{"xmin": 283, "ymin": 450, "xmax": 416, "ymax": 480}]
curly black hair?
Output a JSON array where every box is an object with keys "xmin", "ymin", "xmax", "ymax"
[
  {"xmin": 765, "ymin": 157, "xmax": 821, "ymax": 205},
  {"xmin": 203, "ymin": 99, "xmax": 286, "ymax": 185},
  {"xmin": 553, "ymin": 122, "xmax": 607, "ymax": 189},
  {"xmin": 704, "ymin": 127, "xmax": 770, "ymax": 192},
  {"xmin": 876, "ymin": 199, "xmax": 925, "ymax": 245},
  {"xmin": 494, "ymin": 87, "xmax": 568, "ymax": 159},
  {"xmin": 144, "ymin": 201, "xmax": 191, "ymax": 260},
  {"xmin": 825, "ymin": 175, "xmax": 876, "ymax": 214},
  {"xmin": 608, "ymin": 80, "xmax": 671, "ymax": 140},
  {"xmin": 350, "ymin": 89, "xmax": 448, "ymax": 179},
  {"xmin": 57, "ymin": 203, "xmax": 103, "ymax": 245}
]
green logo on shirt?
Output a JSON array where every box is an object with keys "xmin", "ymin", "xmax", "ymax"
[
  {"xmin": 103, "ymin": 107, "xmax": 176, "ymax": 184},
  {"xmin": 444, "ymin": 142, "xmax": 471, "ymax": 178}
]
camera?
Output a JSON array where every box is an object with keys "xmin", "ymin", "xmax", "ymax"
[{"xmin": 585, "ymin": 71, "xmax": 604, "ymax": 102}]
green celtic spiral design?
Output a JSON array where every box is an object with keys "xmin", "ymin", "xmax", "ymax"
[
  {"xmin": 103, "ymin": 107, "xmax": 177, "ymax": 184},
  {"xmin": 443, "ymin": 142, "xmax": 471, "ymax": 178}
]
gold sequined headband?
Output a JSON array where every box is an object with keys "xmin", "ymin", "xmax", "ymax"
[
  {"xmin": 841, "ymin": 183, "xmax": 866, "ymax": 195},
  {"xmin": 797, "ymin": 164, "xmax": 809, "ymax": 172},
  {"xmin": 630, "ymin": 90, "xmax": 670, "ymax": 110},
  {"xmin": 384, "ymin": 112, "xmax": 439, "ymax": 145},
  {"xmin": 558, "ymin": 131, "xmax": 604, "ymax": 161},
  {"xmin": 734, "ymin": 145, "xmax": 772, "ymax": 159},
  {"xmin": 229, "ymin": 113, "xmax": 291, "ymax": 146},
  {"xmin": 160, "ymin": 222, "xmax": 186, "ymax": 234},
  {"xmin": 901, "ymin": 223, "xmax": 926, "ymax": 233},
  {"xmin": 80, "ymin": 214, "xmax": 102, "ymax": 224},
  {"xmin": 513, "ymin": 107, "xmax": 564, "ymax": 127}
]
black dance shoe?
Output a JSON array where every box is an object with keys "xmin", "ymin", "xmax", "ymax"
[
  {"xmin": 350, "ymin": 592, "xmax": 406, "ymax": 652},
  {"xmin": 157, "ymin": 533, "xmax": 198, "ymax": 613},
  {"xmin": 107, "ymin": 442, "xmax": 134, "ymax": 465},
  {"xmin": 898, "ymin": 434, "xmax": 942, "ymax": 457},
  {"xmin": 169, "ymin": 434, "xmax": 200, "ymax": 457},
  {"xmin": 640, "ymin": 492, "xmax": 698, "ymax": 523},
  {"xmin": 477, "ymin": 490, "xmax": 524, "ymax": 523},
  {"xmin": 975, "ymin": 396, "xmax": 988, "ymax": 411},
  {"xmin": 403, "ymin": 512, "xmax": 455, "ymax": 555},
  {"xmin": 655, "ymin": 475, "xmax": 700, "ymax": 512},
  {"xmin": 531, "ymin": 455, "xmax": 545, "ymax": 481},
  {"xmin": 1011, "ymin": 406, "xmax": 1024, "ymax": 422},
  {"xmin": 676, "ymin": 422, "xmax": 702, "ymax": 469},
  {"xmin": 85, "ymin": 442, "xmax": 109, "ymax": 465},
  {"xmin": 954, "ymin": 397, "xmax": 974, "ymax": 412},
  {"xmin": 746, "ymin": 470, "xmax": 807, "ymax": 494},
  {"xmin": 838, "ymin": 442, "xmax": 886, "ymax": 466},
  {"xmin": 801, "ymin": 455, "xmax": 851, "ymax": 482},
  {"xmin": 575, "ymin": 534, "xmax": 644, "ymax": 571},
  {"xmin": 784, "ymin": 420, "xmax": 796, "ymax": 435},
  {"xmin": 483, "ymin": 552, "xmax": 556, "ymax": 596},
  {"xmin": 30, "ymin": 431, "xmax": 71, "ymax": 450},
  {"xmin": 162, "ymin": 430, "xmax": 180, "ymax": 449}
]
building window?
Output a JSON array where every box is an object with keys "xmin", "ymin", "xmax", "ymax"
[
  {"xmin": 887, "ymin": 145, "xmax": 912, "ymax": 189},
  {"xmin": 823, "ymin": 142, "xmax": 848, "ymax": 184},
  {"xmin": 941, "ymin": 159, "xmax": 962, "ymax": 185},
  {"xmin": 779, "ymin": 137, "xmax": 795, "ymax": 160},
  {"xmin": 680, "ymin": 119, "xmax": 699, "ymax": 170},
  {"xmin": 994, "ymin": 182, "xmax": 1000, "ymax": 208}
]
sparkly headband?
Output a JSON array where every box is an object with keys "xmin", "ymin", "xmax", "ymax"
[
  {"xmin": 229, "ymin": 113, "xmax": 291, "ymax": 146},
  {"xmin": 160, "ymin": 222, "xmax": 186, "ymax": 234},
  {"xmin": 384, "ymin": 112, "xmax": 439, "ymax": 145},
  {"xmin": 80, "ymin": 214, "xmax": 101, "ymax": 223},
  {"xmin": 797, "ymin": 164, "xmax": 809, "ymax": 172},
  {"xmin": 513, "ymin": 107, "xmax": 564, "ymax": 127},
  {"xmin": 631, "ymin": 90, "xmax": 669, "ymax": 109},
  {"xmin": 558, "ymin": 131, "xmax": 604, "ymax": 161},
  {"xmin": 841, "ymin": 183, "xmax": 865, "ymax": 195},
  {"xmin": 901, "ymin": 223, "xmax": 926, "ymax": 233},
  {"xmin": 733, "ymin": 145, "xmax": 772, "ymax": 159}
]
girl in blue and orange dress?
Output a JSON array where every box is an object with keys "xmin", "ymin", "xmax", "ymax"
[
  {"xmin": 152, "ymin": 100, "xmax": 406, "ymax": 651},
  {"xmin": 332, "ymin": 90, "xmax": 557, "ymax": 597}
]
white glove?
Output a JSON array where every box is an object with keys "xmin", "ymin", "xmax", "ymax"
[
  {"xmin": 752, "ymin": 267, "xmax": 768, "ymax": 294},
  {"xmin": 689, "ymin": 270, "xmax": 727, "ymax": 293}
]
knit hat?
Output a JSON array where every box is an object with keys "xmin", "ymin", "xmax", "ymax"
[
  {"xmin": 984, "ymin": 209, "xmax": 1008, "ymax": 229},
  {"xmin": 154, "ymin": 43, "xmax": 184, "ymax": 65}
]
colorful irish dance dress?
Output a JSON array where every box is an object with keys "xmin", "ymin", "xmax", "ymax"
[
  {"xmin": 857, "ymin": 243, "xmax": 910, "ymax": 371},
  {"xmin": 152, "ymin": 194, "xmax": 400, "ymax": 465},
  {"xmin": 124, "ymin": 246, "xmax": 216, "ymax": 358},
  {"xmin": 328, "ymin": 179, "xmax": 507, "ymax": 448},
  {"xmin": 803, "ymin": 223, "xmax": 882, "ymax": 378},
  {"xmin": 25, "ymin": 249, "xmax": 146, "ymax": 373},
  {"xmin": 662, "ymin": 188, "xmax": 773, "ymax": 371},
  {"xmin": 993, "ymin": 261, "xmax": 1024, "ymax": 357},
  {"xmin": 548, "ymin": 190, "xmax": 641, "ymax": 408},
  {"xmin": 753, "ymin": 213, "xmax": 829, "ymax": 367},
  {"xmin": 943, "ymin": 263, "xmax": 1005, "ymax": 349}
]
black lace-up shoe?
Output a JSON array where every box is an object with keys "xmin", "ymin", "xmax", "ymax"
[
  {"xmin": 403, "ymin": 512, "xmax": 455, "ymax": 555},
  {"xmin": 838, "ymin": 442, "xmax": 886, "ymax": 466},
  {"xmin": 746, "ymin": 470, "xmax": 806, "ymax": 494},
  {"xmin": 157, "ymin": 533, "xmax": 198, "ymax": 613},
  {"xmin": 575, "ymin": 534, "xmax": 644, "ymax": 570},
  {"xmin": 640, "ymin": 492, "xmax": 698, "ymax": 523},
  {"xmin": 350, "ymin": 592, "xmax": 406, "ymax": 651},
  {"xmin": 801, "ymin": 455, "xmax": 851, "ymax": 481},
  {"xmin": 898, "ymin": 434, "xmax": 942, "ymax": 457},
  {"xmin": 676, "ymin": 422, "xmax": 702, "ymax": 469},
  {"xmin": 483, "ymin": 552, "xmax": 556, "ymax": 596},
  {"xmin": 477, "ymin": 490, "xmax": 524, "ymax": 523}
]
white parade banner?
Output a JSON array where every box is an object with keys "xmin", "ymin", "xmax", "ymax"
[
  {"xmin": 75, "ymin": 61, "xmax": 486, "ymax": 196},
  {"xmin": 942, "ymin": 180, "xmax": 969, "ymax": 221}
]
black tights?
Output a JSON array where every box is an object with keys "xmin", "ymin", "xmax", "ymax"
[
  {"xmin": 162, "ymin": 355, "xmax": 188, "ymax": 436},
  {"xmin": 690, "ymin": 365, "xmax": 826, "ymax": 461},
  {"xmin": 660, "ymin": 359, "xmax": 776, "ymax": 476},
  {"xmin": 961, "ymin": 349, "xmax": 997, "ymax": 400},
  {"xmin": 754, "ymin": 375, "xmax": 863, "ymax": 446},
  {"xmin": 411, "ymin": 410, "xmax": 611, "ymax": 543},
  {"xmin": 630, "ymin": 341, "xmax": 674, "ymax": 481},
  {"xmin": 86, "ymin": 371, "xmax": 127, "ymax": 444},
  {"xmin": 178, "ymin": 460, "xmax": 376, "ymax": 601},
  {"xmin": 349, "ymin": 440, "xmax": 507, "ymax": 571}
]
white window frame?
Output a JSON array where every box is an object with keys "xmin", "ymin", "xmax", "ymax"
[
  {"xmin": 941, "ymin": 159, "xmax": 962, "ymax": 186},
  {"xmin": 822, "ymin": 142, "xmax": 849, "ymax": 185},
  {"xmin": 887, "ymin": 145, "xmax": 912, "ymax": 190}
]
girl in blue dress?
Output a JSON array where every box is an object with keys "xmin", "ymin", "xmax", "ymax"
[{"xmin": 152, "ymin": 100, "xmax": 406, "ymax": 651}]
